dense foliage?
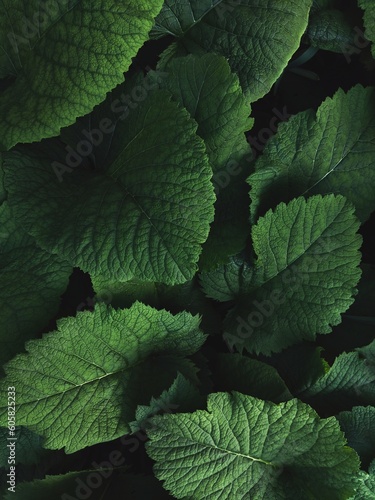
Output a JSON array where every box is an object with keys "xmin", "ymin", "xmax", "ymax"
[{"xmin": 0, "ymin": 1, "xmax": 375, "ymax": 498}]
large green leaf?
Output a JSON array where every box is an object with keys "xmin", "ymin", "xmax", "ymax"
[
  {"xmin": 223, "ymin": 195, "xmax": 362, "ymax": 355},
  {"xmin": 146, "ymin": 392, "xmax": 359, "ymax": 499},
  {"xmin": 0, "ymin": 202, "xmax": 71, "ymax": 370},
  {"xmin": 0, "ymin": 302, "xmax": 206, "ymax": 453},
  {"xmin": 152, "ymin": 0, "xmax": 313, "ymax": 101},
  {"xmin": 150, "ymin": 53, "xmax": 253, "ymax": 267},
  {"xmin": 0, "ymin": 0, "xmax": 164, "ymax": 150},
  {"xmin": 298, "ymin": 340, "xmax": 375, "ymax": 413},
  {"xmin": 249, "ymin": 85, "xmax": 375, "ymax": 224},
  {"xmin": 4, "ymin": 80, "xmax": 215, "ymax": 285}
]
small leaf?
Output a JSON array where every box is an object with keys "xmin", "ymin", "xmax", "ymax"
[
  {"xmin": 305, "ymin": 9, "xmax": 354, "ymax": 52},
  {"xmin": 338, "ymin": 406, "xmax": 375, "ymax": 470},
  {"xmin": 298, "ymin": 340, "xmax": 375, "ymax": 413},
  {"xmin": 130, "ymin": 372, "xmax": 204, "ymax": 433},
  {"xmin": 213, "ymin": 353, "xmax": 292, "ymax": 402}
]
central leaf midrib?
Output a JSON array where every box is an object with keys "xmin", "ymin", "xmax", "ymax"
[
  {"xmin": 181, "ymin": 437, "xmax": 277, "ymax": 466},
  {"xmin": 301, "ymin": 112, "xmax": 375, "ymax": 197},
  {"xmin": 250, "ymin": 202, "xmax": 347, "ymax": 292}
]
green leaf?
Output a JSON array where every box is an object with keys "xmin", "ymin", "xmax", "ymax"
[
  {"xmin": 0, "ymin": 202, "xmax": 71, "ymax": 370},
  {"xmin": 150, "ymin": 54, "xmax": 252, "ymax": 173},
  {"xmin": 0, "ymin": 302, "xmax": 206, "ymax": 453},
  {"xmin": 249, "ymin": 85, "xmax": 375, "ymax": 224},
  {"xmin": 260, "ymin": 344, "xmax": 329, "ymax": 395},
  {"xmin": 224, "ymin": 195, "xmax": 362, "ymax": 355},
  {"xmin": 151, "ymin": 1, "xmax": 222, "ymax": 38},
  {"xmin": 213, "ymin": 353, "xmax": 292, "ymax": 402},
  {"xmin": 298, "ymin": 340, "xmax": 375, "ymax": 413},
  {"xmin": 150, "ymin": 53, "xmax": 253, "ymax": 267},
  {"xmin": 337, "ymin": 406, "xmax": 375, "ymax": 470},
  {"xmin": 350, "ymin": 460, "xmax": 375, "ymax": 500},
  {"xmin": 199, "ymin": 255, "xmax": 253, "ymax": 302},
  {"xmin": 0, "ymin": 0, "xmax": 164, "ymax": 150},
  {"xmin": 4, "ymin": 80, "xmax": 215, "ymax": 285},
  {"xmin": 92, "ymin": 276, "xmax": 222, "ymax": 336},
  {"xmin": 318, "ymin": 264, "xmax": 375, "ymax": 358},
  {"xmin": 305, "ymin": 9, "xmax": 354, "ymax": 52},
  {"xmin": 152, "ymin": 0, "xmax": 313, "ymax": 101},
  {"xmin": 0, "ymin": 155, "xmax": 6, "ymax": 203},
  {"xmin": 358, "ymin": 0, "xmax": 375, "ymax": 57},
  {"xmin": 130, "ymin": 372, "xmax": 204, "ymax": 433},
  {"xmin": 311, "ymin": 0, "xmax": 335, "ymax": 11},
  {"xmin": 146, "ymin": 392, "xmax": 360, "ymax": 499},
  {"xmin": 0, "ymin": 427, "xmax": 45, "ymax": 467}
]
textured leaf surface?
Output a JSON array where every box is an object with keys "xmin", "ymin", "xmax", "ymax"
[
  {"xmin": 150, "ymin": 53, "xmax": 253, "ymax": 267},
  {"xmin": 338, "ymin": 406, "xmax": 375, "ymax": 469},
  {"xmin": 152, "ymin": 0, "xmax": 313, "ymax": 101},
  {"xmin": 350, "ymin": 460, "xmax": 375, "ymax": 500},
  {"xmin": 200, "ymin": 256, "xmax": 253, "ymax": 302},
  {"xmin": 151, "ymin": 1, "xmax": 221, "ymax": 37},
  {"xmin": 0, "ymin": 0, "xmax": 164, "ymax": 150},
  {"xmin": 305, "ymin": 9, "xmax": 354, "ymax": 52},
  {"xmin": 0, "ymin": 202, "xmax": 71, "ymax": 369},
  {"xmin": 298, "ymin": 341, "xmax": 375, "ymax": 413},
  {"xmin": 146, "ymin": 392, "xmax": 359, "ymax": 499},
  {"xmin": 130, "ymin": 372, "xmax": 204, "ymax": 433},
  {"xmin": 4, "ymin": 82, "xmax": 215, "ymax": 285},
  {"xmin": 358, "ymin": 0, "xmax": 375, "ymax": 57},
  {"xmin": 0, "ymin": 303, "xmax": 205, "ymax": 453},
  {"xmin": 224, "ymin": 195, "xmax": 362, "ymax": 355},
  {"xmin": 213, "ymin": 353, "xmax": 292, "ymax": 403},
  {"xmin": 249, "ymin": 85, "xmax": 375, "ymax": 223},
  {"xmin": 0, "ymin": 427, "xmax": 45, "ymax": 466},
  {"xmin": 262, "ymin": 344, "xmax": 329, "ymax": 395}
]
